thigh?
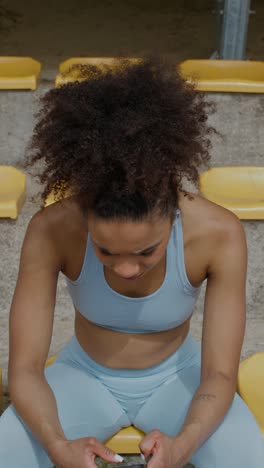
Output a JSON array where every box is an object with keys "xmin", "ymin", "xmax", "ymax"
[
  {"xmin": 46, "ymin": 362, "xmax": 130, "ymax": 440},
  {"xmin": 133, "ymin": 364, "xmax": 264, "ymax": 468},
  {"xmin": 0, "ymin": 362, "xmax": 129, "ymax": 468},
  {"xmin": 133, "ymin": 362, "xmax": 201, "ymax": 435}
]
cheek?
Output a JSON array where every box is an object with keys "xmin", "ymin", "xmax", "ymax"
[
  {"xmin": 98, "ymin": 255, "xmax": 112, "ymax": 266},
  {"xmin": 94, "ymin": 250, "xmax": 110, "ymax": 265},
  {"xmin": 143, "ymin": 250, "xmax": 165, "ymax": 269}
]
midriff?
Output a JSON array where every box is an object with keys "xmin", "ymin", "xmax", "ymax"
[{"xmin": 75, "ymin": 310, "xmax": 191, "ymax": 369}]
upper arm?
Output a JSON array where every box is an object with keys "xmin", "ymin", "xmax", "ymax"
[
  {"xmin": 201, "ymin": 214, "xmax": 247, "ymax": 383},
  {"xmin": 9, "ymin": 211, "xmax": 63, "ymax": 380}
]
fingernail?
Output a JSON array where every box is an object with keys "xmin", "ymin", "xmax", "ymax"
[
  {"xmin": 114, "ymin": 454, "xmax": 124, "ymax": 462},
  {"xmin": 141, "ymin": 453, "xmax": 146, "ymax": 461}
]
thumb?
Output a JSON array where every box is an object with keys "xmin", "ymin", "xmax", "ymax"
[
  {"xmin": 89, "ymin": 439, "xmax": 124, "ymax": 463},
  {"xmin": 139, "ymin": 431, "xmax": 158, "ymax": 458}
]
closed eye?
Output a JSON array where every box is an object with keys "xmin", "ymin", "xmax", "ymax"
[
  {"xmin": 140, "ymin": 249, "xmax": 156, "ymax": 257},
  {"xmin": 99, "ymin": 249, "xmax": 112, "ymax": 256},
  {"xmin": 99, "ymin": 248, "xmax": 156, "ymax": 257}
]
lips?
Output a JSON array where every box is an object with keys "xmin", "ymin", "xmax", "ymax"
[{"xmin": 121, "ymin": 273, "xmax": 144, "ymax": 281}]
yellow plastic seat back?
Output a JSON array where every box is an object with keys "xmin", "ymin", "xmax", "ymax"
[
  {"xmin": 0, "ymin": 166, "xmax": 26, "ymax": 219},
  {"xmin": 238, "ymin": 353, "xmax": 264, "ymax": 434},
  {"xmin": 179, "ymin": 60, "xmax": 264, "ymax": 93},
  {"xmin": 105, "ymin": 426, "xmax": 144, "ymax": 454},
  {"xmin": 55, "ymin": 57, "xmax": 140, "ymax": 86},
  {"xmin": 200, "ymin": 167, "xmax": 264, "ymax": 219},
  {"xmin": 44, "ymin": 191, "xmax": 67, "ymax": 207},
  {"xmin": 0, "ymin": 57, "xmax": 41, "ymax": 90}
]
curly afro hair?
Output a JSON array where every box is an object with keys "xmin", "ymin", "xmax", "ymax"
[{"xmin": 25, "ymin": 56, "xmax": 215, "ymax": 222}]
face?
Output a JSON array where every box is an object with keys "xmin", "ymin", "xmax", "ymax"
[{"xmin": 88, "ymin": 214, "xmax": 173, "ymax": 281}]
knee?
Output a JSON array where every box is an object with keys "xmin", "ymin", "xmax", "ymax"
[
  {"xmin": 0, "ymin": 406, "xmax": 51, "ymax": 467},
  {"xmin": 192, "ymin": 396, "xmax": 264, "ymax": 468},
  {"xmin": 194, "ymin": 427, "xmax": 264, "ymax": 468}
]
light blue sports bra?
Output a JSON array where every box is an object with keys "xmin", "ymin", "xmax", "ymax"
[{"xmin": 66, "ymin": 209, "xmax": 201, "ymax": 334}]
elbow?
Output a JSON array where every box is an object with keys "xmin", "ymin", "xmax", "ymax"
[
  {"xmin": 203, "ymin": 369, "xmax": 238, "ymax": 391},
  {"xmin": 8, "ymin": 365, "xmax": 44, "ymax": 401}
]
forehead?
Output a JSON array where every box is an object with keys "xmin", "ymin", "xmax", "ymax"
[{"xmin": 88, "ymin": 217, "xmax": 170, "ymax": 251}]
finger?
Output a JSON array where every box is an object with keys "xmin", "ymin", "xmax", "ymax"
[
  {"xmin": 84, "ymin": 449, "xmax": 98, "ymax": 468},
  {"xmin": 141, "ymin": 452, "xmax": 154, "ymax": 466},
  {"xmin": 139, "ymin": 430, "xmax": 160, "ymax": 458},
  {"xmin": 147, "ymin": 452, "xmax": 161, "ymax": 468},
  {"xmin": 146, "ymin": 444, "xmax": 163, "ymax": 468},
  {"xmin": 88, "ymin": 438, "xmax": 124, "ymax": 463}
]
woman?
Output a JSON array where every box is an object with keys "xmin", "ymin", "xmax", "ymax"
[{"xmin": 0, "ymin": 57, "xmax": 263, "ymax": 468}]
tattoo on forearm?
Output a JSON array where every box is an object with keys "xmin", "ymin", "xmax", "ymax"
[{"xmin": 194, "ymin": 393, "xmax": 216, "ymax": 402}]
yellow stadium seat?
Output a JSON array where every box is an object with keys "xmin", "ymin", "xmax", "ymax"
[
  {"xmin": 55, "ymin": 57, "xmax": 140, "ymax": 86},
  {"xmin": 0, "ymin": 57, "xmax": 41, "ymax": 90},
  {"xmin": 105, "ymin": 426, "xmax": 144, "ymax": 454},
  {"xmin": 199, "ymin": 167, "xmax": 264, "ymax": 219},
  {"xmin": 179, "ymin": 60, "xmax": 264, "ymax": 93},
  {"xmin": 45, "ymin": 355, "xmax": 57, "ymax": 367},
  {"xmin": 0, "ymin": 166, "xmax": 26, "ymax": 219},
  {"xmin": 237, "ymin": 353, "xmax": 264, "ymax": 435},
  {"xmin": 44, "ymin": 191, "xmax": 63, "ymax": 207}
]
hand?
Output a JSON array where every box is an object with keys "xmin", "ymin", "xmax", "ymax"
[
  {"xmin": 140, "ymin": 430, "xmax": 190, "ymax": 468},
  {"xmin": 48, "ymin": 436, "xmax": 123, "ymax": 468}
]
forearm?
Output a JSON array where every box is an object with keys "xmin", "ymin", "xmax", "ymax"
[
  {"xmin": 9, "ymin": 370, "xmax": 66, "ymax": 455},
  {"xmin": 175, "ymin": 374, "xmax": 237, "ymax": 458}
]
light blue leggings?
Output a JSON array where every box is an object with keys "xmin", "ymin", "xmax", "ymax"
[{"xmin": 0, "ymin": 333, "xmax": 263, "ymax": 467}]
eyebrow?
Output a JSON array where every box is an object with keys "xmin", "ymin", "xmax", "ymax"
[{"xmin": 94, "ymin": 240, "xmax": 162, "ymax": 255}]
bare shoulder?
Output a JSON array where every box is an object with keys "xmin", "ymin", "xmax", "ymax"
[
  {"xmin": 180, "ymin": 191, "xmax": 245, "ymax": 241},
  {"xmin": 179, "ymin": 192, "xmax": 247, "ymax": 273},
  {"xmin": 23, "ymin": 197, "xmax": 87, "ymax": 271},
  {"xmin": 28, "ymin": 197, "xmax": 85, "ymax": 239}
]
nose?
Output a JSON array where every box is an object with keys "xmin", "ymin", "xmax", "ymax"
[{"xmin": 113, "ymin": 260, "xmax": 141, "ymax": 279}]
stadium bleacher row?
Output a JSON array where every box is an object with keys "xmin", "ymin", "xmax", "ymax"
[{"xmin": 1, "ymin": 56, "xmax": 264, "ymax": 91}]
